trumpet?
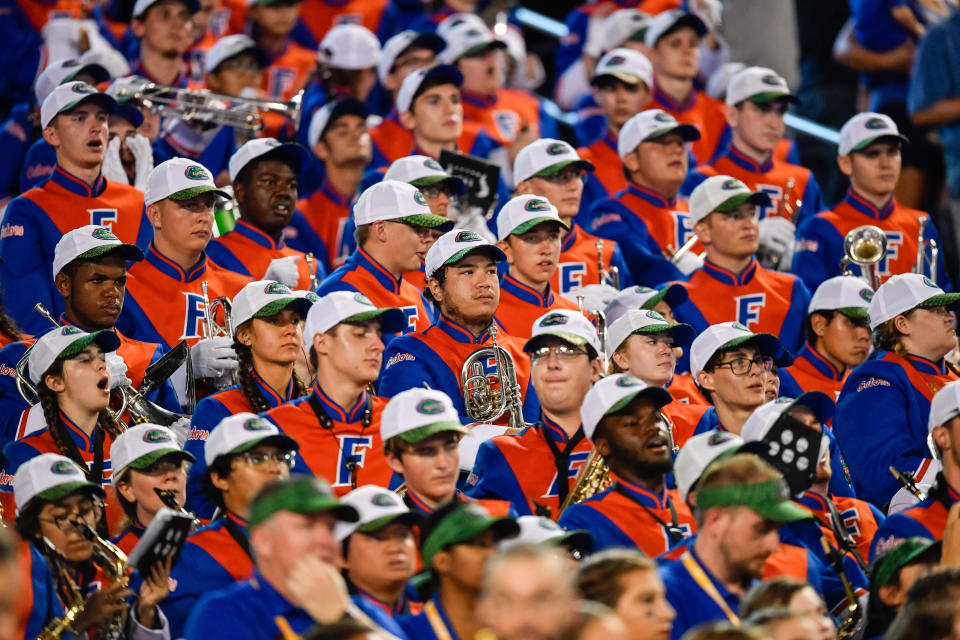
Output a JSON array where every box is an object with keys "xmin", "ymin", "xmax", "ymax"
[
  {"xmin": 595, "ymin": 240, "xmax": 620, "ymax": 289},
  {"xmin": 839, "ymin": 225, "xmax": 887, "ymax": 290},
  {"xmin": 304, "ymin": 253, "xmax": 319, "ymax": 291},
  {"xmin": 200, "ymin": 280, "xmax": 238, "ymax": 388},
  {"xmin": 113, "ymin": 78, "xmax": 303, "ymax": 133},
  {"xmin": 576, "ymin": 294, "xmax": 608, "ymax": 372},
  {"xmin": 913, "ymin": 214, "xmax": 940, "ymax": 285},
  {"xmin": 79, "ymin": 523, "xmax": 129, "ymax": 640},
  {"xmin": 461, "ymin": 324, "xmax": 526, "ymax": 429}
]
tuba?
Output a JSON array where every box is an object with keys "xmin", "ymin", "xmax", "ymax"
[
  {"xmin": 839, "ymin": 225, "xmax": 887, "ymax": 290},
  {"xmin": 913, "ymin": 214, "xmax": 940, "ymax": 285},
  {"xmin": 461, "ymin": 324, "xmax": 526, "ymax": 429}
]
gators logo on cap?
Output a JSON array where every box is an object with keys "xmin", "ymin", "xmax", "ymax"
[
  {"xmin": 264, "ymin": 282, "xmax": 292, "ymax": 295},
  {"xmin": 761, "ymin": 74, "xmax": 782, "ymax": 86},
  {"xmin": 722, "ymin": 179, "xmax": 744, "ymax": 190},
  {"xmin": 303, "ymin": 292, "xmax": 320, "ymax": 303},
  {"xmin": 616, "ymin": 375, "xmax": 642, "ymax": 388},
  {"xmin": 707, "ymin": 431, "xmax": 736, "ymax": 446},
  {"xmin": 524, "ymin": 198, "xmax": 551, "ymax": 212},
  {"xmin": 546, "ymin": 142, "xmax": 569, "ymax": 155},
  {"xmin": 72, "ymin": 83, "xmax": 96, "ymax": 94},
  {"xmin": 730, "ymin": 322, "xmax": 750, "ymax": 332},
  {"xmin": 60, "ymin": 326, "xmax": 83, "ymax": 336},
  {"xmin": 606, "ymin": 55, "xmax": 627, "ymax": 67},
  {"xmin": 92, "ymin": 227, "xmax": 118, "ymax": 241},
  {"xmin": 414, "ymin": 191, "xmax": 428, "ymax": 206},
  {"xmin": 859, "ymin": 288, "xmax": 874, "ymax": 302},
  {"xmin": 265, "ymin": 139, "xmax": 280, "ymax": 148},
  {"xmin": 654, "ymin": 112, "xmax": 674, "ymax": 123},
  {"xmin": 143, "ymin": 429, "xmax": 172, "ymax": 444},
  {"xmin": 185, "ymin": 165, "xmax": 209, "ymax": 181},
  {"xmin": 540, "ymin": 313, "xmax": 568, "ymax": 327},
  {"xmin": 538, "ymin": 518, "xmax": 561, "ymax": 531},
  {"xmin": 454, "ymin": 230, "xmax": 481, "ymax": 243},
  {"xmin": 424, "ymin": 159, "xmax": 444, "ymax": 171},
  {"xmin": 372, "ymin": 493, "xmax": 395, "ymax": 507},
  {"xmin": 923, "ymin": 276, "xmax": 938, "ymax": 288},
  {"xmin": 50, "ymin": 460, "xmax": 76, "ymax": 475},
  {"xmin": 416, "ymin": 398, "xmax": 445, "ymax": 415},
  {"xmin": 865, "ymin": 117, "xmax": 888, "ymax": 130},
  {"xmin": 633, "ymin": 286, "xmax": 654, "ymax": 293},
  {"xmin": 63, "ymin": 60, "xmax": 80, "ymax": 68},
  {"xmin": 465, "ymin": 29, "xmax": 483, "ymax": 37},
  {"xmin": 354, "ymin": 293, "xmax": 373, "ymax": 306},
  {"xmin": 645, "ymin": 310, "xmax": 666, "ymax": 321},
  {"xmin": 243, "ymin": 417, "xmax": 272, "ymax": 431},
  {"xmin": 773, "ymin": 397, "xmax": 793, "ymax": 405}
]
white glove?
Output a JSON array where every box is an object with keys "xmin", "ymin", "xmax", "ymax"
[
  {"xmin": 561, "ymin": 283, "xmax": 619, "ymax": 311},
  {"xmin": 190, "ymin": 337, "xmax": 238, "ymax": 379},
  {"xmin": 126, "ymin": 134, "xmax": 154, "ymax": 190},
  {"xmin": 583, "ymin": 12, "xmax": 608, "ymax": 59},
  {"xmin": 167, "ymin": 416, "xmax": 191, "ymax": 448},
  {"xmin": 674, "ymin": 251, "xmax": 705, "ymax": 276},
  {"xmin": 758, "ymin": 216, "xmax": 797, "ymax": 270},
  {"xmin": 79, "ymin": 46, "xmax": 130, "ymax": 78},
  {"xmin": 264, "ymin": 256, "xmax": 301, "ymax": 288},
  {"xmin": 105, "ymin": 352, "xmax": 131, "ymax": 390},
  {"xmin": 42, "ymin": 18, "xmax": 82, "ymax": 60},
  {"xmin": 101, "ymin": 136, "xmax": 129, "ymax": 185}
]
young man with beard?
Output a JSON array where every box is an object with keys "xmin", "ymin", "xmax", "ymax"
[
  {"xmin": 130, "ymin": 0, "xmax": 198, "ymax": 87},
  {"xmin": 207, "ymin": 138, "xmax": 320, "ymax": 289},
  {"xmin": 557, "ymin": 374, "xmax": 697, "ymax": 555},
  {"xmin": 658, "ymin": 454, "xmax": 813, "ymax": 640}
]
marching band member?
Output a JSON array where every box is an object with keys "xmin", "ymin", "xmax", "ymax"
[
  {"xmin": 376, "ymin": 30, "xmax": 445, "ymax": 114},
  {"xmin": 514, "ymin": 138, "xmax": 634, "ymax": 295},
  {"xmin": 248, "ymin": 0, "xmax": 316, "ymax": 106},
  {"xmin": 0, "ymin": 82, "xmax": 151, "ymax": 335},
  {"xmin": 584, "ymin": 109, "xmax": 701, "ymax": 283},
  {"xmin": 834, "ymin": 273, "xmax": 960, "ymax": 505},
  {"xmin": 778, "ymin": 276, "xmax": 873, "ymax": 399},
  {"xmin": 206, "ymin": 138, "xmax": 319, "ymax": 289},
  {"xmin": 131, "ymin": 0, "xmax": 198, "ymax": 88},
  {"xmin": 494, "ymin": 195, "xmax": 580, "ymax": 339},
  {"xmin": 111, "ymin": 423, "xmax": 196, "ymax": 553},
  {"xmin": 186, "ymin": 279, "xmax": 311, "ymax": 516},
  {"xmin": 557, "ymin": 374, "xmax": 696, "ymax": 555},
  {"xmin": 317, "ymin": 180, "xmax": 453, "ymax": 337},
  {"xmin": 163, "ymin": 412, "xmax": 298, "ymax": 638},
  {"xmin": 379, "ymin": 229, "xmax": 540, "ymax": 425},
  {"xmin": 793, "ymin": 113, "xmax": 951, "ymax": 292},
  {"xmin": 467, "ymin": 309, "xmax": 601, "ymax": 519},
  {"xmin": 262, "ymin": 291, "xmax": 406, "ymax": 495},
  {"xmin": 675, "ymin": 175, "xmax": 810, "ymax": 354}
]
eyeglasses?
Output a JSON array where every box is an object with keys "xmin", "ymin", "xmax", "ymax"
[
  {"xmin": 711, "ymin": 355, "xmax": 774, "ymax": 375},
  {"xmin": 238, "ymin": 450, "xmax": 296, "ymax": 469},
  {"xmin": 137, "ymin": 459, "xmax": 186, "ymax": 477},
  {"xmin": 418, "ymin": 184, "xmax": 457, "ymax": 199},
  {"xmin": 529, "ymin": 344, "xmax": 589, "ymax": 363},
  {"xmin": 536, "ymin": 166, "xmax": 583, "ymax": 185},
  {"xmin": 37, "ymin": 501, "xmax": 100, "ymax": 532}
]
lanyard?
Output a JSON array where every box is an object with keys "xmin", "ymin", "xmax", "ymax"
[
  {"xmin": 274, "ymin": 616, "xmax": 299, "ymax": 640},
  {"xmin": 542, "ymin": 424, "xmax": 585, "ymax": 508},
  {"xmin": 680, "ymin": 552, "xmax": 740, "ymax": 626},
  {"xmin": 222, "ymin": 516, "xmax": 253, "ymax": 560},
  {"xmin": 613, "ymin": 483, "xmax": 685, "ymax": 545},
  {"xmin": 423, "ymin": 600, "xmax": 454, "ymax": 640}
]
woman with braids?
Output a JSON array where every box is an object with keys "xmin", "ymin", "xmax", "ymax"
[
  {"xmin": 0, "ymin": 326, "xmax": 126, "ymax": 533},
  {"xmin": 185, "ymin": 280, "xmax": 312, "ymax": 518},
  {"xmin": 835, "ymin": 273, "xmax": 960, "ymax": 506},
  {"xmin": 0, "ymin": 293, "xmax": 25, "ymax": 348}
]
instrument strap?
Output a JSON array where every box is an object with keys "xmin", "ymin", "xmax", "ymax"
[
  {"xmin": 613, "ymin": 482, "xmax": 685, "ymax": 545},
  {"xmin": 423, "ymin": 600, "xmax": 454, "ymax": 640},
  {"xmin": 222, "ymin": 516, "xmax": 253, "ymax": 561},
  {"xmin": 58, "ymin": 424, "xmax": 104, "ymax": 486},
  {"xmin": 680, "ymin": 551, "xmax": 740, "ymax": 626},
  {"xmin": 542, "ymin": 424, "xmax": 585, "ymax": 508},
  {"xmin": 307, "ymin": 391, "xmax": 373, "ymax": 429},
  {"xmin": 822, "ymin": 497, "xmax": 868, "ymax": 571}
]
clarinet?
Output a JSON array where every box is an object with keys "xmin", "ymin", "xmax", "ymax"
[{"xmin": 154, "ymin": 488, "xmax": 203, "ymax": 531}]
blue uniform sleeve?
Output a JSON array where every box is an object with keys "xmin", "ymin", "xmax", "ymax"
[
  {"xmin": 379, "ymin": 340, "xmax": 442, "ymax": 397},
  {"xmin": 573, "ymin": 94, "xmax": 605, "ymax": 148},
  {"xmin": 537, "ymin": 100, "xmax": 560, "ymax": 141},
  {"xmin": 558, "ymin": 502, "xmax": 634, "ymax": 552},
  {"xmin": 781, "ymin": 277, "xmax": 812, "ymax": 355},
  {"xmin": 870, "ymin": 509, "xmax": 939, "ymax": 561},
  {"xmin": 184, "ymin": 395, "xmax": 234, "ymax": 518},
  {"xmin": 792, "ymin": 214, "xmax": 844, "ymax": 294},
  {"xmin": 18, "ymin": 140, "xmax": 57, "ymax": 193},
  {"xmin": 284, "ymin": 210, "xmax": 333, "ymax": 274},
  {"xmin": 608, "ymin": 243, "xmax": 635, "ymax": 289},
  {"xmin": 465, "ymin": 439, "xmax": 532, "ymax": 516},
  {"xmin": 777, "ymin": 368, "xmax": 803, "ymax": 398},
  {"xmin": 908, "ymin": 21, "xmax": 957, "ymax": 114},
  {"xmin": 0, "ymin": 104, "xmax": 35, "ymax": 198},
  {"xmin": 24, "ymin": 545, "xmax": 66, "ymax": 640},
  {"xmin": 796, "ymin": 174, "xmax": 825, "ymax": 226},
  {"xmin": 205, "ymin": 240, "xmax": 254, "ymax": 278},
  {"xmin": 554, "ymin": 9, "xmax": 589, "ymax": 75},
  {"xmin": 0, "ymin": 341, "xmax": 29, "ymax": 444},
  {"xmin": 0, "ymin": 1, "xmax": 42, "ymax": 108}
]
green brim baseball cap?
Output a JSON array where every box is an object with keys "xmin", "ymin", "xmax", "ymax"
[
  {"xmin": 748, "ymin": 92, "xmax": 800, "ymax": 105},
  {"xmin": 639, "ymin": 283, "xmax": 689, "ymax": 311},
  {"xmin": 396, "ymin": 421, "xmax": 469, "ymax": 444},
  {"xmin": 422, "ymin": 503, "xmax": 520, "ymax": 568},
  {"xmin": 411, "ymin": 175, "xmax": 466, "ymax": 196},
  {"xmin": 872, "ymin": 538, "xmax": 941, "ymax": 589},
  {"xmin": 356, "ymin": 510, "xmax": 423, "ymax": 533},
  {"xmin": 168, "ymin": 185, "xmax": 232, "ymax": 202},
  {"xmin": 533, "ymin": 159, "xmax": 595, "ymax": 178},
  {"xmin": 59, "ymin": 330, "xmax": 122, "ymax": 360},
  {"xmin": 853, "ymin": 133, "xmax": 909, "ymax": 153},
  {"xmin": 76, "ymin": 242, "xmax": 144, "ymax": 265},
  {"xmin": 399, "ymin": 213, "xmax": 456, "ymax": 231},
  {"xmin": 127, "ymin": 448, "xmax": 196, "ymax": 471},
  {"xmin": 443, "ymin": 244, "xmax": 507, "ymax": 269},
  {"xmin": 835, "ymin": 306, "xmax": 870, "ymax": 320},
  {"xmin": 719, "ymin": 332, "xmax": 781, "ymax": 360},
  {"xmin": 36, "ymin": 480, "xmax": 105, "ymax": 503},
  {"xmin": 510, "ymin": 217, "xmax": 569, "ymax": 236},
  {"xmin": 918, "ymin": 293, "xmax": 960, "ymax": 309},
  {"xmin": 249, "ymin": 477, "xmax": 359, "ymax": 529},
  {"xmin": 696, "ymin": 478, "xmax": 812, "ymax": 522},
  {"xmin": 715, "ymin": 191, "xmax": 772, "ymax": 213},
  {"xmin": 253, "ymin": 296, "xmax": 314, "ymax": 322},
  {"xmin": 229, "ymin": 433, "xmax": 299, "ymax": 457},
  {"xmin": 647, "ymin": 123, "xmax": 701, "ymax": 143},
  {"xmin": 341, "ymin": 307, "xmax": 408, "ymax": 335},
  {"xmin": 606, "ymin": 385, "xmax": 673, "ymax": 416}
]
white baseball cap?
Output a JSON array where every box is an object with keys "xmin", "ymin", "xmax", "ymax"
[
  {"xmin": 808, "ymin": 275, "xmax": 874, "ymax": 319},
  {"xmin": 606, "ymin": 308, "xmax": 695, "ymax": 354},
  {"xmin": 513, "ymin": 138, "xmax": 595, "ymax": 185},
  {"xmin": 28, "ymin": 326, "xmax": 121, "ymax": 385},
  {"xmin": 381, "ymin": 388, "xmax": 468, "ymax": 443},
  {"xmin": 524, "ymin": 309, "xmax": 602, "ymax": 359},
  {"xmin": 644, "ymin": 10, "xmax": 707, "ymax": 48},
  {"xmin": 378, "ymin": 30, "xmax": 446, "ymax": 85},
  {"xmin": 425, "ymin": 228, "xmax": 507, "ymax": 279},
  {"xmin": 384, "ymin": 155, "xmax": 465, "ymax": 195},
  {"xmin": 617, "ymin": 109, "xmax": 700, "ymax": 159},
  {"xmin": 688, "ymin": 175, "xmax": 771, "ymax": 225},
  {"xmin": 689, "ymin": 321, "xmax": 782, "ymax": 380},
  {"xmin": 705, "ymin": 62, "xmax": 746, "ymax": 101},
  {"xmin": 306, "ymin": 98, "xmax": 369, "ymax": 149},
  {"xmin": 868, "ymin": 273, "xmax": 960, "ymax": 330},
  {"xmin": 725, "ymin": 66, "xmax": 799, "ymax": 107},
  {"xmin": 14, "ymin": 453, "xmax": 104, "ymax": 513},
  {"xmin": 203, "ymin": 34, "xmax": 266, "ymax": 74},
  {"xmin": 204, "ymin": 412, "xmax": 298, "ymax": 466},
  {"xmin": 333, "ymin": 485, "xmax": 421, "ymax": 541},
  {"xmin": 35, "ymin": 58, "xmax": 110, "ymax": 105},
  {"xmin": 396, "ymin": 64, "xmax": 463, "ymax": 115},
  {"xmin": 41, "ymin": 81, "xmax": 117, "ymax": 129},
  {"xmin": 495, "ymin": 194, "xmax": 568, "ymax": 241},
  {"xmin": 601, "ymin": 9, "xmax": 651, "ymax": 50},
  {"xmin": 318, "ymin": 24, "xmax": 381, "ymax": 69},
  {"xmin": 604, "ymin": 284, "xmax": 689, "ymax": 326},
  {"xmin": 498, "ymin": 515, "xmax": 594, "ymax": 554},
  {"xmin": 929, "ymin": 380, "xmax": 960, "ymax": 432},
  {"xmin": 437, "ymin": 22, "xmax": 508, "ymax": 65},
  {"xmin": 302, "ymin": 291, "xmax": 407, "ymax": 350},
  {"xmin": 674, "ymin": 431, "xmax": 744, "ymax": 500},
  {"xmin": 231, "ymin": 280, "xmax": 314, "ymax": 331},
  {"xmin": 110, "ymin": 423, "xmax": 195, "ymax": 484},
  {"xmin": 133, "ymin": 0, "xmax": 198, "ymax": 18},
  {"xmin": 580, "ymin": 374, "xmax": 672, "ymax": 442},
  {"xmin": 741, "ymin": 394, "xmax": 835, "ymax": 443},
  {"xmin": 838, "ymin": 112, "xmax": 909, "ymax": 157},
  {"xmin": 354, "ymin": 180, "xmax": 454, "ymax": 229},
  {"xmin": 144, "ymin": 157, "xmax": 230, "ymax": 206},
  {"xmin": 228, "ymin": 137, "xmax": 311, "ymax": 184},
  {"xmin": 591, "ymin": 48, "xmax": 653, "ymax": 88},
  {"xmin": 436, "ymin": 12, "xmax": 488, "ymax": 40},
  {"xmin": 53, "ymin": 225, "xmax": 144, "ymax": 278}
]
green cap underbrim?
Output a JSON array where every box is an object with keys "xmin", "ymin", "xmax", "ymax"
[
  {"xmin": 442, "ymin": 244, "xmax": 507, "ymax": 270},
  {"xmin": 631, "ymin": 322, "xmax": 695, "ymax": 348},
  {"xmin": 249, "ymin": 491, "xmax": 358, "ymax": 530},
  {"xmin": 168, "ymin": 185, "xmax": 232, "ymax": 201},
  {"xmin": 533, "ymin": 159, "xmax": 595, "ymax": 179},
  {"xmin": 341, "ymin": 307, "xmax": 408, "ymax": 335},
  {"xmin": 697, "ymin": 479, "xmax": 812, "ymax": 522},
  {"xmin": 873, "ymin": 538, "xmax": 941, "ymax": 589},
  {"xmin": 461, "ymin": 40, "xmax": 508, "ymax": 59},
  {"xmin": 127, "ymin": 448, "xmax": 195, "ymax": 472},
  {"xmin": 606, "ymin": 386, "xmax": 673, "ymax": 416},
  {"xmin": 645, "ymin": 123, "xmax": 701, "ymax": 143},
  {"xmin": 918, "ymin": 293, "xmax": 960, "ymax": 309},
  {"xmin": 639, "ymin": 283, "xmax": 687, "ymax": 311},
  {"xmin": 356, "ymin": 511, "xmax": 422, "ymax": 533},
  {"xmin": 511, "ymin": 217, "xmax": 569, "ymax": 236},
  {"xmin": 524, "ymin": 332, "xmax": 597, "ymax": 360},
  {"xmin": 718, "ymin": 332, "xmax": 781, "ymax": 359},
  {"xmin": 228, "ymin": 433, "xmax": 299, "ymax": 457},
  {"xmin": 852, "ymin": 133, "xmax": 909, "ymax": 153},
  {"xmin": 253, "ymin": 296, "xmax": 312, "ymax": 321},
  {"xmin": 410, "ymin": 175, "xmax": 466, "ymax": 195},
  {"xmin": 422, "ymin": 510, "xmax": 519, "ymax": 568},
  {"xmin": 747, "ymin": 91, "xmax": 800, "ymax": 105},
  {"xmin": 399, "ymin": 213, "xmax": 455, "ymax": 230},
  {"xmin": 835, "ymin": 306, "xmax": 869, "ymax": 319},
  {"xmin": 57, "ymin": 93, "xmax": 117, "ymax": 123},
  {"xmin": 397, "ymin": 421, "xmax": 469, "ymax": 443},
  {"xmin": 76, "ymin": 242, "xmax": 145, "ymax": 265},
  {"xmin": 36, "ymin": 480, "xmax": 105, "ymax": 503},
  {"xmin": 715, "ymin": 191, "xmax": 772, "ymax": 213},
  {"xmin": 58, "ymin": 330, "xmax": 122, "ymax": 361}
]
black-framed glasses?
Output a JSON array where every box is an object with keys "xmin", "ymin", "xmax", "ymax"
[
  {"xmin": 238, "ymin": 450, "xmax": 296, "ymax": 469},
  {"xmin": 418, "ymin": 184, "xmax": 457, "ymax": 199},
  {"xmin": 529, "ymin": 344, "xmax": 589, "ymax": 363},
  {"xmin": 711, "ymin": 355, "xmax": 774, "ymax": 376},
  {"xmin": 37, "ymin": 501, "xmax": 101, "ymax": 531}
]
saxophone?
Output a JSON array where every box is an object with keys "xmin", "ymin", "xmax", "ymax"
[
  {"xmin": 558, "ymin": 449, "xmax": 612, "ymax": 514},
  {"xmin": 36, "ymin": 539, "xmax": 86, "ymax": 640},
  {"xmin": 80, "ymin": 523, "xmax": 129, "ymax": 640}
]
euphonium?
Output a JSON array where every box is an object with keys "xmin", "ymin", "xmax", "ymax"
[
  {"xmin": 36, "ymin": 538, "xmax": 86, "ymax": 640},
  {"xmin": 839, "ymin": 224, "xmax": 887, "ymax": 290},
  {"xmin": 80, "ymin": 523, "xmax": 129, "ymax": 640},
  {"xmin": 913, "ymin": 214, "xmax": 940, "ymax": 284},
  {"xmin": 461, "ymin": 324, "xmax": 526, "ymax": 429},
  {"xmin": 200, "ymin": 280, "xmax": 238, "ymax": 388}
]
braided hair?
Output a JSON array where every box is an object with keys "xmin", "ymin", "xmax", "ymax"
[{"xmin": 233, "ymin": 334, "xmax": 308, "ymax": 413}]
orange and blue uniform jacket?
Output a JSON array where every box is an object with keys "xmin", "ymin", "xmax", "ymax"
[
  {"xmin": 16, "ymin": 540, "xmax": 64, "ymax": 640},
  {"xmin": 557, "ymin": 476, "xmax": 696, "ymax": 555},
  {"xmin": 263, "ymin": 40, "xmax": 315, "ymax": 104},
  {"xmin": 835, "ymin": 351, "xmax": 959, "ymax": 505},
  {"xmin": 495, "ymin": 273, "xmax": 581, "ymax": 340},
  {"xmin": 780, "ymin": 512, "xmax": 869, "ymax": 605},
  {"xmin": 686, "ymin": 143, "xmax": 824, "ymax": 222},
  {"xmin": 666, "ymin": 372, "xmax": 708, "ymax": 405},
  {"xmin": 350, "ymin": 583, "xmax": 417, "ymax": 640},
  {"xmin": 578, "ymin": 132, "xmax": 626, "ymax": 202},
  {"xmin": 582, "ymin": 183, "xmax": 691, "ymax": 287},
  {"xmin": 674, "ymin": 257, "xmax": 811, "ymax": 355},
  {"xmin": 664, "ymin": 399, "xmax": 711, "ymax": 450},
  {"xmin": 460, "ymin": 89, "xmax": 559, "ymax": 149},
  {"xmin": 117, "ymin": 246, "xmax": 252, "ymax": 350},
  {"xmin": 553, "ymin": 224, "xmax": 634, "ymax": 295},
  {"xmin": 796, "ymin": 490, "xmax": 884, "ymax": 564},
  {"xmin": 264, "ymin": 385, "xmax": 398, "ymax": 495},
  {"xmin": 397, "ymin": 594, "xmax": 462, "ymax": 640},
  {"xmin": 297, "ymin": 0, "xmax": 388, "ymax": 45},
  {"xmin": 792, "ymin": 189, "xmax": 951, "ymax": 292},
  {"xmin": 0, "ymin": 166, "xmax": 151, "ymax": 334},
  {"xmin": 871, "ymin": 476, "xmax": 958, "ymax": 560},
  {"xmin": 466, "ymin": 417, "xmax": 595, "ymax": 519},
  {"xmin": 403, "ymin": 488, "xmax": 514, "ymax": 518},
  {"xmin": 287, "ymin": 179, "xmax": 356, "ymax": 272},
  {"xmin": 379, "ymin": 314, "xmax": 540, "ymax": 426},
  {"xmin": 779, "ymin": 341, "xmax": 850, "ymax": 400},
  {"xmin": 368, "ymin": 113, "xmax": 499, "ymax": 171},
  {"xmin": 17, "ymin": 138, "xmax": 57, "ymax": 195},
  {"xmin": 206, "ymin": 219, "xmax": 323, "ymax": 289},
  {"xmin": 651, "ymin": 81, "xmax": 730, "ymax": 165}
]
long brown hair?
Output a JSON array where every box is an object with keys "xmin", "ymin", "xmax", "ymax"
[{"xmin": 233, "ymin": 322, "xmax": 308, "ymax": 412}]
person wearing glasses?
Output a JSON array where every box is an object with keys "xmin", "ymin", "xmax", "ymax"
[
  {"xmin": 514, "ymin": 138, "xmax": 633, "ymax": 296},
  {"xmin": 158, "ymin": 412, "xmax": 299, "ymax": 639},
  {"xmin": 835, "ymin": 274, "xmax": 960, "ymax": 506},
  {"xmin": 467, "ymin": 309, "xmax": 601, "ymax": 519}
]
